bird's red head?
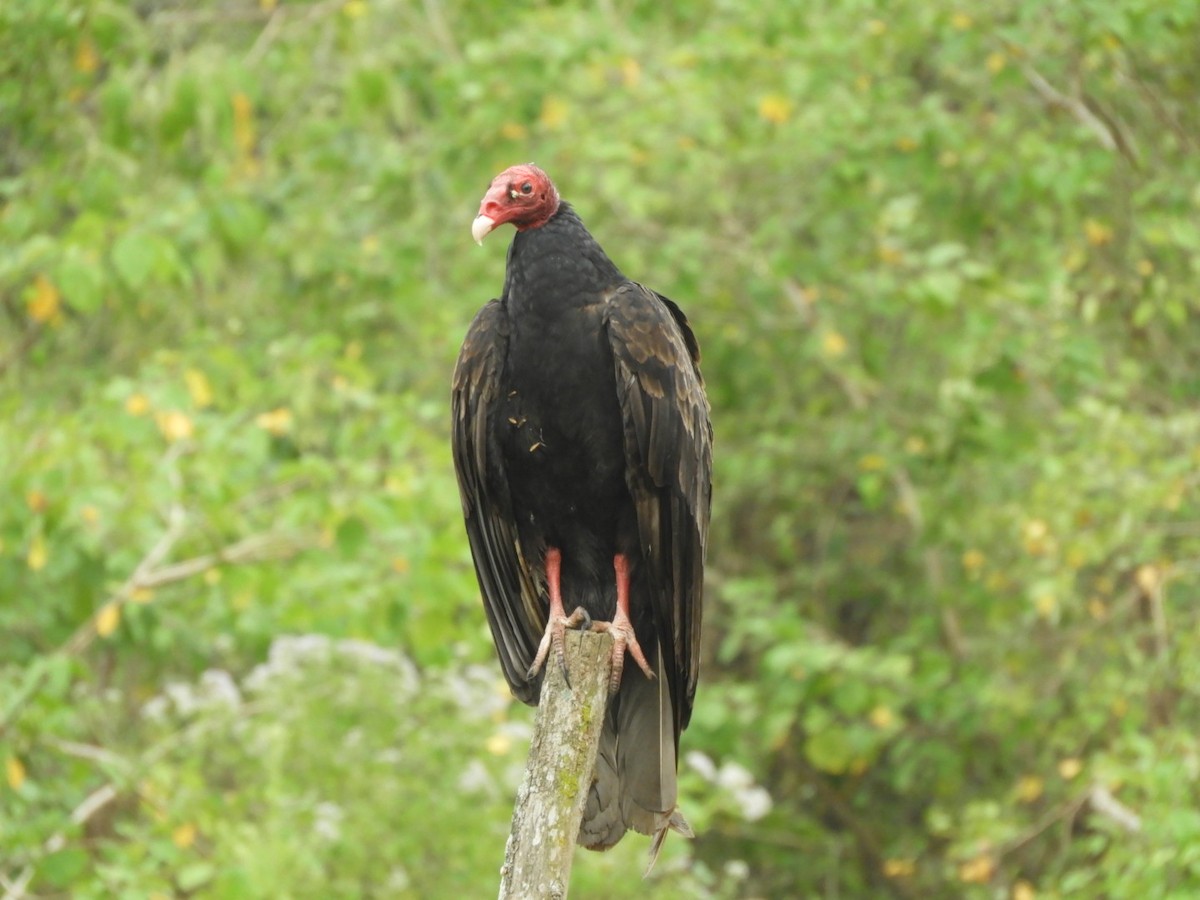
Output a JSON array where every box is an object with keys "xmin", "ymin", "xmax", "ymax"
[{"xmin": 472, "ymin": 164, "xmax": 561, "ymax": 245}]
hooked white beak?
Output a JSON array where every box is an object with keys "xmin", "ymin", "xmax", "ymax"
[{"xmin": 472, "ymin": 215, "xmax": 496, "ymax": 246}]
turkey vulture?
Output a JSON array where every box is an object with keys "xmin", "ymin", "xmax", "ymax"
[{"xmin": 452, "ymin": 164, "xmax": 712, "ymax": 861}]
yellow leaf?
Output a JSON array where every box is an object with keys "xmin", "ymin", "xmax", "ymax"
[
  {"xmin": 1058, "ymin": 757, "xmax": 1082, "ymax": 780},
  {"xmin": 203, "ymin": 568, "xmax": 222, "ymax": 586},
  {"xmin": 1062, "ymin": 247, "xmax": 1086, "ymax": 273},
  {"xmin": 81, "ymin": 505, "xmax": 100, "ymax": 525},
  {"xmin": 342, "ymin": 0, "xmax": 368, "ymax": 18},
  {"xmin": 157, "ymin": 410, "xmax": 194, "ymax": 443},
  {"xmin": 986, "ymin": 51, "xmax": 1007, "ymax": 74},
  {"xmin": 74, "ymin": 37, "xmax": 99, "ymax": 74},
  {"xmin": 961, "ymin": 549, "xmax": 985, "ymax": 573},
  {"xmin": 869, "ymin": 706, "xmax": 896, "ymax": 729},
  {"xmin": 360, "ymin": 234, "xmax": 380, "ymax": 256},
  {"xmin": 1084, "ymin": 218, "xmax": 1113, "ymax": 246},
  {"xmin": 130, "ymin": 587, "xmax": 156, "ymax": 604},
  {"xmin": 985, "ymin": 571, "xmax": 1009, "ymax": 591},
  {"xmin": 96, "ymin": 603, "xmax": 121, "ymax": 637},
  {"xmin": 1135, "ymin": 563, "xmax": 1160, "ymax": 594},
  {"xmin": 1022, "ymin": 518, "xmax": 1050, "ymax": 555},
  {"xmin": 27, "ymin": 533, "xmax": 48, "ymax": 572},
  {"xmin": 125, "ymin": 393, "xmax": 151, "ymax": 416},
  {"xmin": 821, "ymin": 331, "xmax": 848, "ymax": 358},
  {"xmin": 1034, "ymin": 592, "xmax": 1057, "ymax": 619},
  {"xmin": 391, "ymin": 556, "xmax": 410, "ymax": 574},
  {"xmin": 232, "ymin": 92, "xmax": 255, "ymax": 153},
  {"xmin": 620, "ymin": 57, "xmax": 641, "ymax": 88},
  {"xmin": 255, "ymin": 407, "xmax": 293, "ymax": 436},
  {"xmin": 185, "ymin": 369, "xmax": 214, "ymax": 409},
  {"xmin": 172, "ymin": 823, "xmax": 197, "ymax": 849},
  {"xmin": 26, "ymin": 490, "xmax": 48, "ymax": 513},
  {"xmin": 1015, "ymin": 775, "xmax": 1044, "ymax": 803},
  {"xmin": 958, "ymin": 855, "xmax": 995, "ymax": 884},
  {"xmin": 6, "ymin": 756, "xmax": 26, "ymax": 791},
  {"xmin": 1136, "ymin": 258, "xmax": 1154, "ymax": 277},
  {"xmin": 757, "ymin": 94, "xmax": 791, "ymax": 125},
  {"xmin": 27, "ymin": 274, "xmax": 60, "ymax": 323},
  {"xmin": 1013, "ymin": 880, "xmax": 1037, "ymax": 900},
  {"xmin": 486, "ymin": 732, "xmax": 512, "ymax": 755},
  {"xmin": 231, "ymin": 92, "xmax": 258, "ymax": 176},
  {"xmin": 260, "ymin": 0, "xmax": 278, "ymax": 9},
  {"xmin": 883, "ymin": 858, "xmax": 915, "ymax": 878},
  {"xmin": 539, "ymin": 96, "xmax": 569, "ymax": 130}
]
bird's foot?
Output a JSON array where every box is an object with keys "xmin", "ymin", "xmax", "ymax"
[
  {"xmin": 526, "ymin": 606, "xmax": 592, "ymax": 687},
  {"xmin": 591, "ymin": 613, "xmax": 656, "ymax": 693}
]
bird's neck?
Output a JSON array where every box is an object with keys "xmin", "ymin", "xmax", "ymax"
[{"xmin": 503, "ymin": 204, "xmax": 624, "ymax": 316}]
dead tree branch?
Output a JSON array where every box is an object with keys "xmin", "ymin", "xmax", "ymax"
[{"xmin": 498, "ymin": 629, "xmax": 613, "ymax": 900}]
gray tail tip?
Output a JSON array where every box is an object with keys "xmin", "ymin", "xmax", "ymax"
[{"xmin": 643, "ymin": 809, "xmax": 694, "ymax": 878}]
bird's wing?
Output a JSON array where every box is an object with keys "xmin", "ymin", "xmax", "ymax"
[
  {"xmin": 605, "ymin": 283, "xmax": 712, "ymax": 736},
  {"xmin": 451, "ymin": 299, "xmax": 544, "ymax": 703}
]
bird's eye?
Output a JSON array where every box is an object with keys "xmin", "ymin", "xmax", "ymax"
[{"xmin": 521, "ymin": 182, "xmax": 533, "ymax": 194}]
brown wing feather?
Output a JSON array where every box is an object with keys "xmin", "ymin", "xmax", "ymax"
[
  {"xmin": 605, "ymin": 283, "xmax": 712, "ymax": 737},
  {"xmin": 451, "ymin": 299, "xmax": 544, "ymax": 703}
]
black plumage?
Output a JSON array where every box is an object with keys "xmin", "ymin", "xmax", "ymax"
[{"xmin": 452, "ymin": 164, "xmax": 711, "ymax": 859}]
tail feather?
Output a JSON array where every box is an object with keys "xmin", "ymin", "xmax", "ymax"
[
  {"xmin": 579, "ymin": 643, "xmax": 691, "ymax": 872},
  {"xmin": 644, "ymin": 808, "xmax": 693, "ymax": 877}
]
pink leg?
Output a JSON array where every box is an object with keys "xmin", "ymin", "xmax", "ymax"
[
  {"xmin": 526, "ymin": 547, "xmax": 590, "ymax": 683},
  {"xmin": 592, "ymin": 554, "xmax": 656, "ymax": 691}
]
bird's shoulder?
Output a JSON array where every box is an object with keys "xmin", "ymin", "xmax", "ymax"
[
  {"xmin": 453, "ymin": 298, "xmax": 509, "ymax": 391},
  {"xmin": 604, "ymin": 282, "xmax": 702, "ymax": 375}
]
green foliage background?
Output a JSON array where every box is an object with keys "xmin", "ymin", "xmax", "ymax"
[{"xmin": 3, "ymin": 1, "xmax": 1200, "ymax": 897}]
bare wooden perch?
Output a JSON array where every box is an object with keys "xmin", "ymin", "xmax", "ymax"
[{"xmin": 498, "ymin": 629, "xmax": 614, "ymax": 900}]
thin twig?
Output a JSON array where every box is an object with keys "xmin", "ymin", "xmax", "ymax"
[
  {"xmin": 1, "ymin": 700, "xmax": 276, "ymax": 896},
  {"xmin": 0, "ymin": 442, "xmax": 311, "ymax": 741},
  {"xmin": 419, "ymin": 0, "xmax": 462, "ymax": 63},
  {"xmin": 1145, "ymin": 576, "xmax": 1170, "ymax": 663},
  {"xmin": 1088, "ymin": 784, "xmax": 1142, "ymax": 834},
  {"xmin": 999, "ymin": 782, "xmax": 1141, "ymax": 863},
  {"xmin": 1, "ymin": 784, "xmax": 119, "ymax": 900},
  {"xmin": 795, "ymin": 755, "xmax": 918, "ymax": 900},
  {"xmin": 1022, "ymin": 64, "xmax": 1137, "ymax": 164},
  {"xmin": 245, "ymin": 6, "xmax": 285, "ymax": 66},
  {"xmin": 0, "ymin": 324, "xmax": 43, "ymax": 378}
]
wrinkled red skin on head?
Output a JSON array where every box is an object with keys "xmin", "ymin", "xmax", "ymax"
[{"xmin": 477, "ymin": 164, "xmax": 561, "ymax": 232}]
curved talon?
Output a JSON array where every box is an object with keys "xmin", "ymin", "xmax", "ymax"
[
  {"xmin": 592, "ymin": 615, "xmax": 656, "ymax": 692},
  {"xmin": 526, "ymin": 605, "xmax": 591, "ymax": 687}
]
